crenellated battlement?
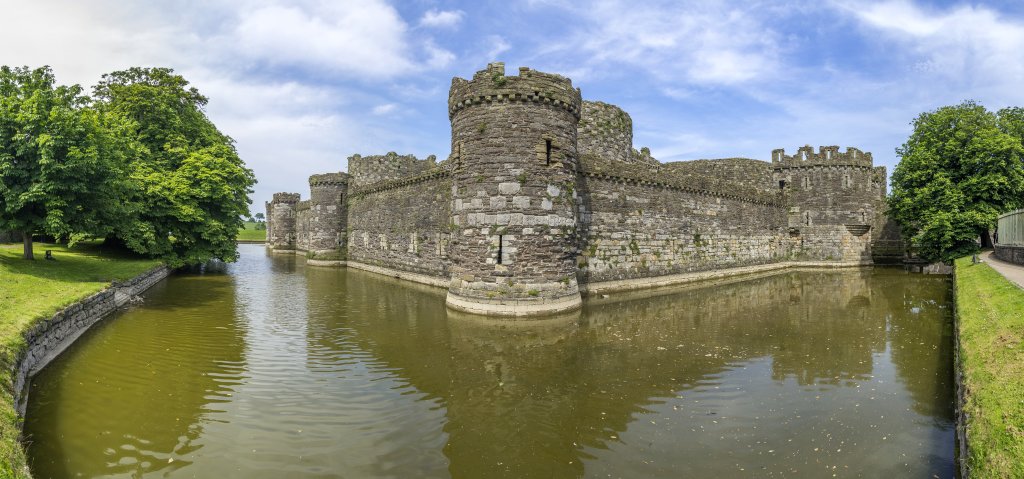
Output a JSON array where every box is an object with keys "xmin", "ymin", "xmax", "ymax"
[
  {"xmin": 347, "ymin": 152, "xmax": 438, "ymax": 188},
  {"xmin": 448, "ymin": 62, "xmax": 583, "ymax": 120},
  {"xmin": 271, "ymin": 192, "xmax": 301, "ymax": 204},
  {"xmin": 309, "ymin": 172, "xmax": 349, "ymax": 187},
  {"xmin": 771, "ymin": 145, "xmax": 873, "ymax": 168}
]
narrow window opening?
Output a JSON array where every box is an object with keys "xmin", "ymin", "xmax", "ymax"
[
  {"xmin": 805, "ymin": 211, "xmax": 811, "ymax": 226},
  {"xmin": 861, "ymin": 211, "xmax": 867, "ymax": 223},
  {"xmin": 497, "ymin": 235, "xmax": 504, "ymax": 264},
  {"xmin": 778, "ymin": 180, "xmax": 785, "ymax": 190},
  {"xmin": 545, "ymin": 139, "xmax": 552, "ymax": 166}
]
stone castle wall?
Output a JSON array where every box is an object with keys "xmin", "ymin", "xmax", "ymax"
[
  {"xmin": 347, "ymin": 168, "xmax": 453, "ymax": 278},
  {"xmin": 348, "ymin": 152, "xmax": 438, "ymax": 188},
  {"xmin": 268, "ymin": 63, "xmax": 898, "ymax": 317},
  {"xmin": 663, "ymin": 158, "xmax": 776, "ymax": 193},
  {"xmin": 577, "ymin": 156, "xmax": 788, "ymax": 283}
]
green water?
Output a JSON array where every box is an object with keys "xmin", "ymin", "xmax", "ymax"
[{"xmin": 24, "ymin": 244, "xmax": 955, "ymax": 478}]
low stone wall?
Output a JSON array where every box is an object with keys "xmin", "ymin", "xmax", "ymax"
[
  {"xmin": 12, "ymin": 265, "xmax": 171, "ymax": 415},
  {"xmin": 952, "ymin": 264, "xmax": 970, "ymax": 479},
  {"xmin": 993, "ymin": 243, "xmax": 1024, "ymax": 265}
]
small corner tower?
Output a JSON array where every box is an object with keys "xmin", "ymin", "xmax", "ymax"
[
  {"xmin": 445, "ymin": 63, "xmax": 584, "ymax": 316},
  {"xmin": 772, "ymin": 146, "xmax": 878, "ymax": 263},
  {"xmin": 267, "ymin": 192, "xmax": 301, "ymax": 252},
  {"xmin": 307, "ymin": 173, "xmax": 349, "ymax": 261}
]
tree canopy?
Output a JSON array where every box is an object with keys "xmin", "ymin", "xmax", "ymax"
[
  {"xmin": 0, "ymin": 66, "xmax": 256, "ymax": 265},
  {"xmin": 888, "ymin": 101, "xmax": 1024, "ymax": 262},
  {"xmin": 92, "ymin": 67, "xmax": 256, "ymax": 267},
  {"xmin": 0, "ymin": 66, "xmax": 127, "ymax": 259}
]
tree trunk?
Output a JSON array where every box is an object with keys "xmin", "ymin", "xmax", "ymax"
[{"xmin": 22, "ymin": 231, "xmax": 34, "ymax": 260}]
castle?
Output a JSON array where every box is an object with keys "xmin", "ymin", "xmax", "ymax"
[{"xmin": 267, "ymin": 63, "xmax": 902, "ymax": 317}]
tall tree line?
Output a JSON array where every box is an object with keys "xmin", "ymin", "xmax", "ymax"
[
  {"xmin": 0, "ymin": 66, "xmax": 255, "ymax": 265},
  {"xmin": 888, "ymin": 101, "xmax": 1024, "ymax": 262}
]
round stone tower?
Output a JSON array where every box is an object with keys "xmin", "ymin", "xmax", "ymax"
[
  {"xmin": 446, "ymin": 62, "xmax": 583, "ymax": 316},
  {"xmin": 307, "ymin": 173, "xmax": 348, "ymax": 260},
  {"xmin": 268, "ymin": 192, "xmax": 300, "ymax": 252}
]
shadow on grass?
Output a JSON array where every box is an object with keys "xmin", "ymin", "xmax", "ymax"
[{"xmin": 0, "ymin": 242, "xmax": 158, "ymax": 284}]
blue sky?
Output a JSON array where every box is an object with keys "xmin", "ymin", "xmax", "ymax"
[{"xmin": 2, "ymin": 0, "xmax": 1023, "ymax": 210}]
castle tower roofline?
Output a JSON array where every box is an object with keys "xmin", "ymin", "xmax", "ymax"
[
  {"xmin": 448, "ymin": 62, "xmax": 583, "ymax": 120},
  {"xmin": 271, "ymin": 192, "xmax": 301, "ymax": 203},
  {"xmin": 309, "ymin": 172, "xmax": 349, "ymax": 187},
  {"xmin": 771, "ymin": 145, "xmax": 873, "ymax": 167}
]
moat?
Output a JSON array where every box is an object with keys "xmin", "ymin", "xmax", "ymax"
[{"xmin": 23, "ymin": 244, "xmax": 954, "ymax": 478}]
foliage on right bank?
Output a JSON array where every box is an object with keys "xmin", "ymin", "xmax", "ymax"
[
  {"xmin": 954, "ymin": 256, "xmax": 1024, "ymax": 478},
  {"xmin": 889, "ymin": 102, "xmax": 1024, "ymax": 263}
]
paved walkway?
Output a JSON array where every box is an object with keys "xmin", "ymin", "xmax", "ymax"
[{"xmin": 982, "ymin": 251, "xmax": 1024, "ymax": 288}]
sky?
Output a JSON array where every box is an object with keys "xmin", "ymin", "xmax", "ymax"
[{"xmin": 2, "ymin": 0, "xmax": 1023, "ymax": 211}]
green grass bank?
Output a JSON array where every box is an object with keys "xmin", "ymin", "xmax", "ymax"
[
  {"xmin": 955, "ymin": 256, "xmax": 1024, "ymax": 478},
  {"xmin": 237, "ymin": 221, "xmax": 266, "ymax": 242},
  {"xmin": 0, "ymin": 242, "xmax": 158, "ymax": 478}
]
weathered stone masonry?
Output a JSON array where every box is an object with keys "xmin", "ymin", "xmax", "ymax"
[
  {"xmin": 13, "ymin": 265, "xmax": 171, "ymax": 414},
  {"xmin": 269, "ymin": 63, "xmax": 895, "ymax": 317}
]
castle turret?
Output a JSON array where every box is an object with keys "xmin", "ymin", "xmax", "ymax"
[
  {"xmin": 446, "ymin": 62, "xmax": 583, "ymax": 316},
  {"xmin": 773, "ymin": 146, "xmax": 877, "ymax": 262},
  {"xmin": 267, "ymin": 192, "xmax": 300, "ymax": 252},
  {"xmin": 307, "ymin": 173, "xmax": 349, "ymax": 260}
]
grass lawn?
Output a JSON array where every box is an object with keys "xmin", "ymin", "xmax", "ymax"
[
  {"xmin": 0, "ymin": 242, "xmax": 159, "ymax": 478},
  {"xmin": 237, "ymin": 221, "xmax": 266, "ymax": 242},
  {"xmin": 955, "ymin": 256, "xmax": 1024, "ymax": 478}
]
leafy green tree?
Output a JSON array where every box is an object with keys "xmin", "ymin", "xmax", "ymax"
[
  {"xmin": 254, "ymin": 212, "xmax": 265, "ymax": 222},
  {"xmin": 0, "ymin": 66, "xmax": 128, "ymax": 259},
  {"xmin": 888, "ymin": 101, "xmax": 1024, "ymax": 262},
  {"xmin": 93, "ymin": 67, "xmax": 256, "ymax": 266}
]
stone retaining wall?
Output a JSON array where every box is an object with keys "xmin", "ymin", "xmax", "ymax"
[
  {"xmin": 993, "ymin": 244, "xmax": 1024, "ymax": 265},
  {"xmin": 13, "ymin": 265, "xmax": 171, "ymax": 415}
]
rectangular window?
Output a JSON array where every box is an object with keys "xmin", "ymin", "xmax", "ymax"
[
  {"xmin": 778, "ymin": 180, "xmax": 785, "ymax": 190},
  {"xmin": 545, "ymin": 139, "xmax": 552, "ymax": 166},
  {"xmin": 497, "ymin": 235, "xmax": 504, "ymax": 264}
]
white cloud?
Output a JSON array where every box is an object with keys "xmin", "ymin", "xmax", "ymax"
[
  {"xmin": 486, "ymin": 35, "xmax": 511, "ymax": 60},
  {"xmin": 422, "ymin": 40, "xmax": 457, "ymax": 69},
  {"xmin": 538, "ymin": 1, "xmax": 780, "ymax": 86},
  {"xmin": 841, "ymin": 0, "xmax": 1024, "ymax": 102},
  {"xmin": 372, "ymin": 103, "xmax": 398, "ymax": 115},
  {"xmin": 230, "ymin": 2, "xmax": 414, "ymax": 77},
  {"xmin": 419, "ymin": 9, "xmax": 465, "ymax": 28}
]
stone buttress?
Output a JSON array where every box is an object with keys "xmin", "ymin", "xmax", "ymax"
[{"xmin": 445, "ymin": 62, "xmax": 584, "ymax": 316}]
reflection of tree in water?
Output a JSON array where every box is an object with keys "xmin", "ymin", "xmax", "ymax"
[
  {"xmin": 875, "ymin": 270, "xmax": 954, "ymax": 419},
  {"xmin": 25, "ymin": 269, "xmax": 247, "ymax": 478}
]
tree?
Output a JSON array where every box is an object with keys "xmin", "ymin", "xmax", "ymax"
[
  {"xmin": 0, "ymin": 66, "xmax": 127, "ymax": 259},
  {"xmin": 254, "ymin": 212, "xmax": 265, "ymax": 223},
  {"xmin": 93, "ymin": 68, "xmax": 256, "ymax": 267},
  {"xmin": 888, "ymin": 101, "xmax": 1024, "ymax": 262}
]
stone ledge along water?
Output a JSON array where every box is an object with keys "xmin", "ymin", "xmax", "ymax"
[{"xmin": 22, "ymin": 244, "xmax": 954, "ymax": 478}]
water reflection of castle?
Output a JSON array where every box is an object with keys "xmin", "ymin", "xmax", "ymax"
[{"xmin": 303, "ymin": 264, "xmax": 953, "ymax": 477}]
